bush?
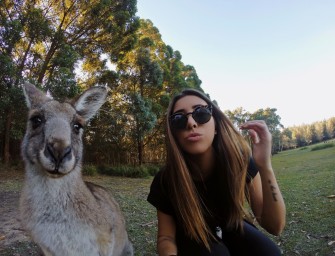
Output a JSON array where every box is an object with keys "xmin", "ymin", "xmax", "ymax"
[
  {"xmin": 113, "ymin": 166, "xmax": 133, "ymax": 177},
  {"xmin": 311, "ymin": 143, "xmax": 334, "ymax": 151},
  {"xmin": 96, "ymin": 164, "xmax": 161, "ymax": 178},
  {"xmin": 143, "ymin": 164, "xmax": 161, "ymax": 176},
  {"xmin": 82, "ymin": 165, "xmax": 98, "ymax": 176},
  {"xmin": 97, "ymin": 164, "xmax": 110, "ymax": 175},
  {"xmin": 107, "ymin": 165, "xmax": 147, "ymax": 178}
]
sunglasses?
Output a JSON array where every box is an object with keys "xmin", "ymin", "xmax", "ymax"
[{"xmin": 170, "ymin": 105, "xmax": 213, "ymax": 130}]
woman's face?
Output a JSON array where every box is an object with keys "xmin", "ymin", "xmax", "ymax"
[{"xmin": 172, "ymin": 95, "xmax": 216, "ymax": 156}]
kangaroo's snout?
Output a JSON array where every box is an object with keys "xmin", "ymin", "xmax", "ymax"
[
  {"xmin": 45, "ymin": 141, "xmax": 72, "ymax": 170},
  {"xmin": 41, "ymin": 116, "xmax": 74, "ymax": 173}
]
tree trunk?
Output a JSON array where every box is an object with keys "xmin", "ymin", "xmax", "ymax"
[
  {"xmin": 37, "ymin": 42, "xmax": 57, "ymax": 84},
  {"xmin": 2, "ymin": 108, "xmax": 12, "ymax": 165},
  {"xmin": 137, "ymin": 135, "xmax": 143, "ymax": 165}
]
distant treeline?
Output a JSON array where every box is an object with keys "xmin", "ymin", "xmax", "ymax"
[
  {"xmin": 225, "ymin": 108, "xmax": 335, "ymax": 153},
  {"xmin": 1, "ymin": 1, "xmax": 334, "ymax": 166}
]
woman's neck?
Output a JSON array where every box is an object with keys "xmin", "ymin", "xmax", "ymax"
[{"xmin": 189, "ymin": 147, "xmax": 216, "ymax": 179}]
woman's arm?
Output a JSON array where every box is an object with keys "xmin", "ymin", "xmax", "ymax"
[
  {"xmin": 248, "ymin": 171, "xmax": 286, "ymax": 235},
  {"xmin": 241, "ymin": 120, "xmax": 286, "ymax": 235},
  {"xmin": 157, "ymin": 210, "xmax": 178, "ymax": 256}
]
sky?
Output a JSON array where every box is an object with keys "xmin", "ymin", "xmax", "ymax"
[{"xmin": 136, "ymin": 0, "xmax": 335, "ymax": 127}]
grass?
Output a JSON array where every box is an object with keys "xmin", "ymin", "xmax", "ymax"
[
  {"xmin": 84, "ymin": 176, "xmax": 158, "ymax": 255},
  {"xmin": 270, "ymin": 142, "xmax": 335, "ymax": 255},
  {"xmin": 0, "ymin": 141, "xmax": 334, "ymax": 255}
]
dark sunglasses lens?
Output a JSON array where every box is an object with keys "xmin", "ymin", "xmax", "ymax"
[
  {"xmin": 171, "ymin": 114, "xmax": 187, "ymax": 129},
  {"xmin": 170, "ymin": 106, "xmax": 212, "ymax": 130},
  {"xmin": 193, "ymin": 107, "xmax": 212, "ymax": 124}
]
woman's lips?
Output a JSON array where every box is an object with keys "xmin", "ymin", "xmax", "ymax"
[{"xmin": 185, "ymin": 133, "xmax": 202, "ymax": 142}]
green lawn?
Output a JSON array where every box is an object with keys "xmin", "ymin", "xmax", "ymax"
[
  {"xmin": 0, "ymin": 142, "xmax": 334, "ymax": 255},
  {"xmin": 270, "ymin": 143, "xmax": 335, "ymax": 255}
]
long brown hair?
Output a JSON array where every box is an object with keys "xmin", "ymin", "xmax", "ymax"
[{"xmin": 163, "ymin": 89, "xmax": 251, "ymax": 249}]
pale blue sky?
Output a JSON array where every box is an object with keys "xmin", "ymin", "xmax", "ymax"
[{"xmin": 137, "ymin": 0, "xmax": 335, "ymax": 127}]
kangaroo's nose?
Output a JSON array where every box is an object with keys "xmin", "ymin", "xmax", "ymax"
[{"xmin": 45, "ymin": 141, "xmax": 72, "ymax": 167}]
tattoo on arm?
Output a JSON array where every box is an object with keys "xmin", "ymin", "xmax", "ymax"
[{"xmin": 268, "ymin": 180, "xmax": 278, "ymax": 202}]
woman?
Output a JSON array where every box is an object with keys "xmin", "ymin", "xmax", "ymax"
[{"xmin": 147, "ymin": 89, "xmax": 286, "ymax": 255}]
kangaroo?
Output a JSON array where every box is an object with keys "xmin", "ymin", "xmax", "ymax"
[{"xmin": 19, "ymin": 82, "xmax": 133, "ymax": 256}]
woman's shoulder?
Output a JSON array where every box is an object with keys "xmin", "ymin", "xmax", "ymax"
[
  {"xmin": 151, "ymin": 166, "xmax": 166, "ymax": 182},
  {"xmin": 149, "ymin": 166, "xmax": 169, "ymax": 192},
  {"xmin": 147, "ymin": 166, "xmax": 175, "ymax": 215}
]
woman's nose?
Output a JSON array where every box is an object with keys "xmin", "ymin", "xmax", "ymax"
[{"xmin": 186, "ymin": 115, "xmax": 197, "ymax": 129}]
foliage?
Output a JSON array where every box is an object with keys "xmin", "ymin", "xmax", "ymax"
[
  {"xmin": 100, "ymin": 19, "xmax": 203, "ymax": 165},
  {"xmin": 82, "ymin": 164, "xmax": 98, "ymax": 176},
  {"xmin": 310, "ymin": 142, "xmax": 334, "ymax": 151},
  {"xmin": 225, "ymin": 107, "xmax": 283, "ymax": 153},
  {"xmin": 94, "ymin": 164, "xmax": 160, "ymax": 178},
  {"xmin": 287, "ymin": 118, "xmax": 335, "ymax": 149},
  {"xmin": 144, "ymin": 164, "xmax": 161, "ymax": 176},
  {"xmin": 0, "ymin": 0, "xmax": 139, "ymax": 164}
]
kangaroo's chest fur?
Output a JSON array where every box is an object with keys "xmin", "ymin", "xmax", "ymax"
[{"xmin": 20, "ymin": 168, "xmax": 124, "ymax": 256}]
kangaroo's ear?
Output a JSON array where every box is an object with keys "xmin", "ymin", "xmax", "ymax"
[
  {"xmin": 74, "ymin": 86, "xmax": 107, "ymax": 121},
  {"xmin": 23, "ymin": 82, "xmax": 50, "ymax": 109}
]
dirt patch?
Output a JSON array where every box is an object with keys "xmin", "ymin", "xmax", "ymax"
[
  {"xmin": 0, "ymin": 191, "xmax": 28, "ymax": 245},
  {"xmin": 0, "ymin": 169, "xmax": 41, "ymax": 255}
]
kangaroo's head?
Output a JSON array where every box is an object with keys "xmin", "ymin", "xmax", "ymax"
[{"xmin": 21, "ymin": 82, "xmax": 107, "ymax": 178}]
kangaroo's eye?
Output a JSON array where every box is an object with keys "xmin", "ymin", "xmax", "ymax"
[
  {"xmin": 30, "ymin": 115, "xmax": 43, "ymax": 129},
  {"xmin": 73, "ymin": 122, "xmax": 83, "ymax": 134}
]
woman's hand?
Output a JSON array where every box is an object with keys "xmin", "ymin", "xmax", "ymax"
[
  {"xmin": 157, "ymin": 210, "xmax": 178, "ymax": 256},
  {"xmin": 240, "ymin": 120, "xmax": 272, "ymax": 171}
]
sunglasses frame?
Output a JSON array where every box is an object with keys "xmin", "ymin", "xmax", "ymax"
[{"xmin": 170, "ymin": 105, "xmax": 213, "ymax": 130}]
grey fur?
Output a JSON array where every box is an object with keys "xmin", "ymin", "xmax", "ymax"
[{"xmin": 20, "ymin": 82, "xmax": 133, "ymax": 256}]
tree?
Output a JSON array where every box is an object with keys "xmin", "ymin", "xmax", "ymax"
[
  {"xmin": 225, "ymin": 107, "xmax": 250, "ymax": 128},
  {"xmin": 321, "ymin": 121, "xmax": 330, "ymax": 141},
  {"xmin": 280, "ymin": 128, "xmax": 293, "ymax": 150},
  {"xmin": 306, "ymin": 124, "xmax": 319, "ymax": 144},
  {"xmin": 225, "ymin": 107, "xmax": 284, "ymax": 153},
  {"xmin": 291, "ymin": 126, "xmax": 307, "ymax": 147},
  {"xmin": 110, "ymin": 19, "xmax": 204, "ymax": 165},
  {"xmin": 115, "ymin": 19, "xmax": 164, "ymax": 164},
  {"xmin": 0, "ymin": 0, "xmax": 26, "ymax": 164},
  {"xmin": 327, "ymin": 117, "xmax": 335, "ymax": 139},
  {"xmin": 127, "ymin": 92, "xmax": 157, "ymax": 165},
  {"xmin": 0, "ymin": 0, "xmax": 138, "ymax": 164},
  {"xmin": 182, "ymin": 64, "xmax": 202, "ymax": 89}
]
